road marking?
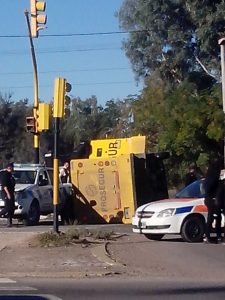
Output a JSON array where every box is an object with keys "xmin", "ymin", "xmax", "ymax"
[
  {"xmin": 0, "ymin": 278, "xmax": 37, "ymax": 291},
  {"xmin": 3, "ymin": 295, "xmax": 62, "ymax": 300},
  {"xmin": 0, "ymin": 278, "xmax": 16, "ymax": 283},
  {"xmin": 0, "ymin": 278, "xmax": 62, "ymax": 299},
  {"xmin": 0, "ymin": 286, "xmax": 37, "ymax": 291}
]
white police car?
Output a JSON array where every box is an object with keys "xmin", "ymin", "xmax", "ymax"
[
  {"xmin": 132, "ymin": 179, "xmax": 210, "ymax": 242},
  {"xmin": 0, "ymin": 164, "xmax": 73, "ymax": 225}
]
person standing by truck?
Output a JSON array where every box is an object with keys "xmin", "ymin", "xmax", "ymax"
[
  {"xmin": 59, "ymin": 161, "xmax": 70, "ymax": 184},
  {"xmin": 184, "ymin": 165, "xmax": 198, "ymax": 186},
  {"xmin": 0, "ymin": 162, "xmax": 15, "ymax": 227},
  {"xmin": 204, "ymin": 157, "xmax": 222, "ymax": 243},
  {"xmin": 214, "ymin": 171, "xmax": 225, "ymax": 243},
  {"xmin": 59, "ymin": 161, "xmax": 73, "ymax": 224}
]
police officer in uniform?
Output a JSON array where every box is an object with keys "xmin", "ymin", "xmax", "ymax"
[
  {"xmin": 204, "ymin": 157, "xmax": 222, "ymax": 243},
  {"xmin": 0, "ymin": 162, "xmax": 15, "ymax": 227}
]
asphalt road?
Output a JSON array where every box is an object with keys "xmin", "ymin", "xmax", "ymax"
[
  {"xmin": 1, "ymin": 277, "xmax": 225, "ymax": 300},
  {"xmin": 1, "ymin": 220, "xmax": 225, "ymax": 299}
]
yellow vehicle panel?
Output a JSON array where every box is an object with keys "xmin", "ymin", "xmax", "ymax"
[
  {"xmin": 90, "ymin": 135, "xmax": 146, "ymax": 158},
  {"xmin": 70, "ymin": 154, "xmax": 136, "ymax": 224}
]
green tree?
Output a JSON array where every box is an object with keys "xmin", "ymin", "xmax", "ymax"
[
  {"xmin": 0, "ymin": 95, "xmax": 33, "ymax": 166},
  {"xmin": 59, "ymin": 96, "xmax": 135, "ymax": 157},
  {"xmin": 132, "ymin": 79, "xmax": 224, "ymax": 186},
  {"xmin": 12, "ymin": 100, "xmax": 34, "ymax": 163},
  {"xmin": 117, "ymin": 0, "xmax": 225, "ymax": 85},
  {"xmin": 100, "ymin": 97, "xmax": 135, "ymax": 138},
  {"xmin": 132, "ymin": 76, "xmax": 167, "ymax": 150}
]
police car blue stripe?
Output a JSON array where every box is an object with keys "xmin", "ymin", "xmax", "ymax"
[{"xmin": 175, "ymin": 206, "xmax": 193, "ymax": 214}]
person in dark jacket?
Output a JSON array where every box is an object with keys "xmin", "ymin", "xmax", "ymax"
[
  {"xmin": 185, "ymin": 165, "xmax": 198, "ymax": 186},
  {"xmin": 0, "ymin": 162, "xmax": 15, "ymax": 227},
  {"xmin": 215, "ymin": 174, "xmax": 225, "ymax": 243},
  {"xmin": 204, "ymin": 157, "xmax": 222, "ymax": 243}
]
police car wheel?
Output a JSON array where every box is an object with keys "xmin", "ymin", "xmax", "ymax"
[
  {"xmin": 181, "ymin": 215, "xmax": 205, "ymax": 243},
  {"xmin": 23, "ymin": 200, "xmax": 40, "ymax": 226},
  {"xmin": 144, "ymin": 234, "xmax": 164, "ymax": 241}
]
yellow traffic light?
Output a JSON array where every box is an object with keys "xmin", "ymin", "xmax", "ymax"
[
  {"xmin": 53, "ymin": 78, "xmax": 72, "ymax": 118},
  {"xmin": 30, "ymin": 0, "xmax": 47, "ymax": 38},
  {"xmin": 36, "ymin": 103, "xmax": 50, "ymax": 132},
  {"xmin": 26, "ymin": 116, "xmax": 36, "ymax": 132}
]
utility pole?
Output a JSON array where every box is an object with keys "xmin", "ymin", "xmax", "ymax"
[
  {"xmin": 24, "ymin": 10, "xmax": 39, "ymax": 163},
  {"xmin": 53, "ymin": 78, "xmax": 72, "ymax": 233},
  {"xmin": 218, "ymin": 38, "xmax": 225, "ymax": 167},
  {"xmin": 24, "ymin": 1, "xmax": 47, "ymax": 163}
]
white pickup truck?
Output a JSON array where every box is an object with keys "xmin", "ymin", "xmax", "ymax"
[{"xmin": 0, "ymin": 164, "xmax": 74, "ymax": 225}]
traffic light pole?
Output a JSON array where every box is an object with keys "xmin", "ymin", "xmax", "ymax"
[
  {"xmin": 53, "ymin": 117, "xmax": 60, "ymax": 233},
  {"xmin": 219, "ymin": 38, "xmax": 225, "ymax": 167},
  {"xmin": 24, "ymin": 10, "xmax": 39, "ymax": 164},
  {"xmin": 52, "ymin": 77, "xmax": 72, "ymax": 233}
]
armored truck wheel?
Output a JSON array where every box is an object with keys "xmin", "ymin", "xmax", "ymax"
[{"xmin": 23, "ymin": 200, "xmax": 40, "ymax": 226}]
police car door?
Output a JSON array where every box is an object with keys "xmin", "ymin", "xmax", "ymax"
[{"xmin": 37, "ymin": 170, "xmax": 53, "ymax": 212}]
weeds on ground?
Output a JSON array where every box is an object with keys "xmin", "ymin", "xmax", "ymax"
[{"xmin": 37, "ymin": 228, "xmax": 115, "ymax": 248}]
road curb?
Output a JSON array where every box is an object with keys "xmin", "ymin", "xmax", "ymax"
[
  {"xmin": 0, "ymin": 271, "xmax": 118, "ymax": 279},
  {"xmin": 91, "ymin": 242, "xmax": 125, "ymax": 267}
]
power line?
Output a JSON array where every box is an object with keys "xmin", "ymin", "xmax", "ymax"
[
  {"xmin": 0, "ymin": 81, "xmax": 134, "ymax": 90},
  {"xmin": 0, "ymin": 30, "xmax": 145, "ymax": 39},
  {"xmin": 0, "ymin": 46, "xmax": 122, "ymax": 56},
  {"xmin": 43, "ymin": 31, "xmax": 136, "ymax": 37},
  {"xmin": 0, "ymin": 67, "xmax": 130, "ymax": 76}
]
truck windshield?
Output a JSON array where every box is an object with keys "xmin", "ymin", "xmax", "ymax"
[{"xmin": 13, "ymin": 170, "xmax": 36, "ymax": 184}]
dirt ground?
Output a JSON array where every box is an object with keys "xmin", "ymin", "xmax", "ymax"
[
  {"xmin": 0, "ymin": 232, "xmax": 128, "ymax": 278},
  {"xmin": 2, "ymin": 231, "xmax": 225, "ymax": 282}
]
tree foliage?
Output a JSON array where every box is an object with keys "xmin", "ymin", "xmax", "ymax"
[
  {"xmin": 116, "ymin": 0, "xmax": 225, "ymax": 185},
  {"xmin": 117, "ymin": 0, "xmax": 225, "ymax": 85},
  {"xmin": 58, "ymin": 96, "xmax": 134, "ymax": 158},
  {"xmin": 0, "ymin": 95, "xmax": 33, "ymax": 167},
  {"xmin": 132, "ymin": 77, "xmax": 224, "ymax": 185},
  {"xmin": 0, "ymin": 94, "xmax": 136, "ymax": 167}
]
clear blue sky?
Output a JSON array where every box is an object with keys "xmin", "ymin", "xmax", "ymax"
[{"xmin": 0, "ymin": 0, "xmax": 143, "ymax": 106}]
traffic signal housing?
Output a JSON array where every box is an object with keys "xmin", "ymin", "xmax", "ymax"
[
  {"xmin": 53, "ymin": 77, "xmax": 72, "ymax": 118},
  {"xmin": 30, "ymin": 0, "xmax": 47, "ymax": 38},
  {"xmin": 26, "ymin": 116, "xmax": 36, "ymax": 132},
  {"xmin": 36, "ymin": 103, "xmax": 50, "ymax": 132}
]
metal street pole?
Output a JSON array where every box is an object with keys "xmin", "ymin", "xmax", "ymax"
[
  {"xmin": 52, "ymin": 78, "xmax": 71, "ymax": 233},
  {"xmin": 218, "ymin": 38, "xmax": 225, "ymax": 167},
  {"xmin": 219, "ymin": 39, "xmax": 225, "ymax": 113},
  {"xmin": 53, "ymin": 117, "xmax": 60, "ymax": 233},
  {"xmin": 24, "ymin": 10, "xmax": 40, "ymax": 164}
]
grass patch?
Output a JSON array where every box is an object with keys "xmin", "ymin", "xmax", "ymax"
[
  {"xmin": 38, "ymin": 232, "xmax": 72, "ymax": 247},
  {"xmin": 36, "ymin": 228, "xmax": 115, "ymax": 248}
]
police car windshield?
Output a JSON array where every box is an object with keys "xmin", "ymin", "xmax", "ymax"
[
  {"xmin": 13, "ymin": 170, "xmax": 36, "ymax": 184},
  {"xmin": 176, "ymin": 179, "xmax": 205, "ymax": 199}
]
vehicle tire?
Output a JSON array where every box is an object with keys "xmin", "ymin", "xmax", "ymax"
[
  {"xmin": 181, "ymin": 215, "xmax": 205, "ymax": 243},
  {"xmin": 144, "ymin": 234, "xmax": 164, "ymax": 241},
  {"xmin": 23, "ymin": 200, "xmax": 40, "ymax": 226},
  {"xmin": 60, "ymin": 195, "xmax": 75, "ymax": 225}
]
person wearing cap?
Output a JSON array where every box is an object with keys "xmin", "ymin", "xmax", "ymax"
[{"xmin": 0, "ymin": 163, "xmax": 15, "ymax": 227}]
